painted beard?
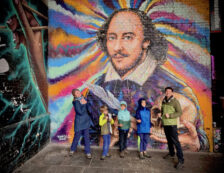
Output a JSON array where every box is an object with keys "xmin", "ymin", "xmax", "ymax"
[{"xmin": 110, "ymin": 49, "xmax": 144, "ymax": 77}]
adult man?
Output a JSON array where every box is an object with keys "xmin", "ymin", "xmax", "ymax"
[
  {"xmin": 87, "ymin": 8, "xmax": 208, "ymax": 150},
  {"xmin": 159, "ymin": 87, "xmax": 184, "ymax": 169}
]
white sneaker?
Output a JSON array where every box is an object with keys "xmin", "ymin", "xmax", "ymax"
[
  {"xmin": 69, "ymin": 151, "xmax": 74, "ymax": 156},
  {"xmin": 86, "ymin": 153, "xmax": 92, "ymax": 159}
]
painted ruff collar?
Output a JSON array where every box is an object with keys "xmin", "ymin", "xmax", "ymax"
[{"xmin": 105, "ymin": 55, "xmax": 157, "ymax": 86}]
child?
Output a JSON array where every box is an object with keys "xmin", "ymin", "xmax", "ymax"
[
  {"xmin": 70, "ymin": 89, "xmax": 92, "ymax": 159},
  {"xmin": 135, "ymin": 98, "xmax": 151, "ymax": 159},
  {"xmin": 99, "ymin": 105, "xmax": 114, "ymax": 160},
  {"xmin": 118, "ymin": 101, "xmax": 131, "ymax": 158}
]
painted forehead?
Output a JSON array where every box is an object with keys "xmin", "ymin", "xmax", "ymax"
[{"xmin": 107, "ymin": 11, "xmax": 143, "ymax": 33}]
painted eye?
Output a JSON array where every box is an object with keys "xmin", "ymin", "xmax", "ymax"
[
  {"xmin": 108, "ymin": 36, "xmax": 116, "ymax": 40},
  {"xmin": 123, "ymin": 35, "xmax": 133, "ymax": 40}
]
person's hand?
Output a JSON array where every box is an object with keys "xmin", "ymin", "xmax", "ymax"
[
  {"xmin": 80, "ymin": 98, "xmax": 87, "ymax": 104},
  {"xmin": 127, "ymin": 128, "xmax": 132, "ymax": 138},
  {"xmin": 136, "ymin": 119, "xmax": 141, "ymax": 123},
  {"xmin": 118, "ymin": 124, "xmax": 123, "ymax": 127},
  {"xmin": 165, "ymin": 113, "xmax": 169, "ymax": 118}
]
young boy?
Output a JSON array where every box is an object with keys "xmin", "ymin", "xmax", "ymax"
[
  {"xmin": 136, "ymin": 98, "xmax": 152, "ymax": 159},
  {"xmin": 118, "ymin": 101, "xmax": 131, "ymax": 158},
  {"xmin": 70, "ymin": 89, "xmax": 92, "ymax": 159},
  {"xmin": 99, "ymin": 105, "xmax": 114, "ymax": 160}
]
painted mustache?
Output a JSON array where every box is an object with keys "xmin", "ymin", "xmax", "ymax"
[{"xmin": 110, "ymin": 52, "xmax": 129, "ymax": 59}]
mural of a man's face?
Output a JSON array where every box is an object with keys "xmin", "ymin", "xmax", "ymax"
[{"xmin": 106, "ymin": 11, "xmax": 150, "ymax": 77}]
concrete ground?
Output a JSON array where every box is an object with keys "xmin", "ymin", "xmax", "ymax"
[{"xmin": 14, "ymin": 143, "xmax": 224, "ymax": 173}]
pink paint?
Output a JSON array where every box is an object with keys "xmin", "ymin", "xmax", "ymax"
[{"xmin": 54, "ymin": 108, "xmax": 75, "ymax": 138}]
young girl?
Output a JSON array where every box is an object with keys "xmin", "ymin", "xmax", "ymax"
[
  {"xmin": 118, "ymin": 101, "xmax": 131, "ymax": 158},
  {"xmin": 70, "ymin": 89, "xmax": 92, "ymax": 159},
  {"xmin": 99, "ymin": 105, "xmax": 114, "ymax": 160},
  {"xmin": 135, "ymin": 98, "xmax": 151, "ymax": 159}
]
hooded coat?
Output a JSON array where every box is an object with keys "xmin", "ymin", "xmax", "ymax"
[
  {"xmin": 117, "ymin": 101, "xmax": 131, "ymax": 130},
  {"xmin": 135, "ymin": 98, "xmax": 151, "ymax": 134}
]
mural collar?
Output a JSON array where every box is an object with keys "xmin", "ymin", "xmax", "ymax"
[{"xmin": 104, "ymin": 54, "xmax": 157, "ymax": 86}]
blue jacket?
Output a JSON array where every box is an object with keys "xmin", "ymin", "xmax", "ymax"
[
  {"xmin": 135, "ymin": 98, "xmax": 151, "ymax": 134},
  {"xmin": 73, "ymin": 98, "xmax": 91, "ymax": 132}
]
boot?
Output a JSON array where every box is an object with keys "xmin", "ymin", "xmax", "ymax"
[
  {"xmin": 120, "ymin": 151, "xmax": 125, "ymax": 158},
  {"xmin": 139, "ymin": 152, "xmax": 145, "ymax": 159},
  {"xmin": 143, "ymin": 152, "xmax": 151, "ymax": 158}
]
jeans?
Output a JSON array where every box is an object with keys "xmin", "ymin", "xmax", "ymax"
[
  {"xmin": 164, "ymin": 125, "xmax": 184, "ymax": 163},
  {"xmin": 102, "ymin": 134, "xmax": 111, "ymax": 156},
  {"xmin": 71, "ymin": 128, "xmax": 91, "ymax": 154},
  {"xmin": 139, "ymin": 133, "xmax": 149, "ymax": 152},
  {"xmin": 119, "ymin": 130, "xmax": 128, "ymax": 152}
]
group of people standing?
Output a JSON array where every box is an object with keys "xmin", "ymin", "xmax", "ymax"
[{"xmin": 69, "ymin": 87, "xmax": 184, "ymax": 169}]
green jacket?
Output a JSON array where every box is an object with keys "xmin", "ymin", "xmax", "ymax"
[
  {"xmin": 161, "ymin": 96, "xmax": 182, "ymax": 126},
  {"xmin": 99, "ymin": 113, "xmax": 114, "ymax": 135},
  {"xmin": 118, "ymin": 120, "xmax": 131, "ymax": 130}
]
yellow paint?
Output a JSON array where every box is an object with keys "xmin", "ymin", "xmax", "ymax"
[
  {"xmin": 175, "ymin": 0, "xmax": 209, "ymax": 21},
  {"xmin": 119, "ymin": 0, "xmax": 128, "ymax": 8},
  {"xmin": 64, "ymin": 0, "xmax": 105, "ymax": 20},
  {"xmin": 49, "ymin": 52, "xmax": 106, "ymax": 98},
  {"xmin": 144, "ymin": 0, "xmax": 159, "ymax": 13},
  {"xmin": 49, "ymin": 28, "xmax": 94, "ymax": 48},
  {"xmin": 155, "ymin": 23, "xmax": 185, "ymax": 35},
  {"xmin": 167, "ymin": 50, "xmax": 178, "ymax": 57}
]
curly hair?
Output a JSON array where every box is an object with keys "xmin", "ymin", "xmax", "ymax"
[{"xmin": 97, "ymin": 8, "xmax": 168, "ymax": 65}]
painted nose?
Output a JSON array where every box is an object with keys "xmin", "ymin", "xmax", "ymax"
[{"xmin": 113, "ymin": 39, "xmax": 122, "ymax": 52}]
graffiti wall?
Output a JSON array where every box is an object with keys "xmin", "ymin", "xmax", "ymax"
[
  {"xmin": 49, "ymin": 0, "xmax": 212, "ymax": 151},
  {"xmin": 0, "ymin": 0, "xmax": 49, "ymax": 172}
]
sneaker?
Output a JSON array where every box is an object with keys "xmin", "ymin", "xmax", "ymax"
[
  {"xmin": 163, "ymin": 153, "xmax": 175, "ymax": 159},
  {"xmin": 69, "ymin": 151, "xmax": 74, "ymax": 156},
  {"xmin": 175, "ymin": 162, "xmax": 184, "ymax": 169},
  {"xmin": 120, "ymin": 151, "xmax": 125, "ymax": 158},
  {"xmin": 86, "ymin": 153, "xmax": 92, "ymax": 159},
  {"xmin": 100, "ymin": 155, "xmax": 106, "ymax": 160},
  {"xmin": 143, "ymin": 152, "xmax": 151, "ymax": 158},
  {"xmin": 106, "ymin": 153, "xmax": 111, "ymax": 157},
  {"xmin": 139, "ymin": 152, "xmax": 145, "ymax": 160},
  {"xmin": 124, "ymin": 149, "xmax": 129, "ymax": 154}
]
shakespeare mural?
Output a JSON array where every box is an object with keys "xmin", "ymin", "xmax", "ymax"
[{"xmin": 49, "ymin": 0, "xmax": 212, "ymax": 151}]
